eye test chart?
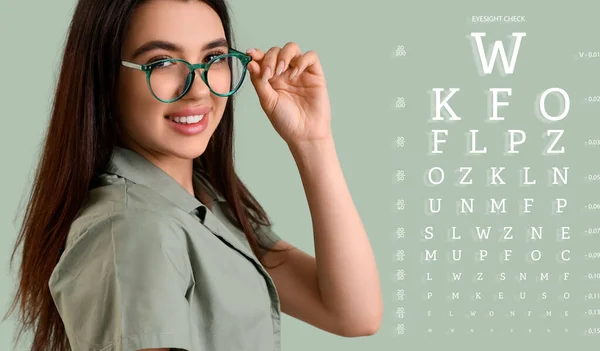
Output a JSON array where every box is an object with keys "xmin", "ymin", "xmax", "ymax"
[{"xmin": 381, "ymin": 6, "xmax": 600, "ymax": 349}]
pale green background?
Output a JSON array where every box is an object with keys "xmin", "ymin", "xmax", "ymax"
[{"xmin": 2, "ymin": 0, "xmax": 600, "ymax": 350}]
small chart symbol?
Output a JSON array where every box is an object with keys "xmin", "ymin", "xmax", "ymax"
[{"xmin": 395, "ymin": 45, "xmax": 406, "ymax": 56}]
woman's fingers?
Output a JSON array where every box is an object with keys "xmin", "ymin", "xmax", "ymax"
[{"xmin": 246, "ymin": 42, "xmax": 304, "ymax": 82}]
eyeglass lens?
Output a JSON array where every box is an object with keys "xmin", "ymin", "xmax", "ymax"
[{"xmin": 149, "ymin": 55, "xmax": 244, "ymax": 100}]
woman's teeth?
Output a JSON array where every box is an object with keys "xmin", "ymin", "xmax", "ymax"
[{"xmin": 167, "ymin": 114, "xmax": 205, "ymax": 124}]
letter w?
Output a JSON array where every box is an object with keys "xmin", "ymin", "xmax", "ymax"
[{"xmin": 470, "ymin": 32, "xmax": 526, "ymax": 75}]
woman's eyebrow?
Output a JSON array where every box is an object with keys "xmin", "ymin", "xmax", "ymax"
[
  {"xmin": 131, "ymin": 38, "xmax": 229, "ymax": 60},
  {"xmin": 203, "ymin": 38, "xmax": 229, "ymax": 51}
]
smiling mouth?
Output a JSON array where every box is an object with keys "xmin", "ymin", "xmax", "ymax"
[{"xmin": 165, "ymin": 114, "xmax": 206, "ymax": 124}]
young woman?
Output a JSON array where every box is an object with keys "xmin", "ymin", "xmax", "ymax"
[{"xmin": 5, "ymin": 0, "xmax": 382, "ymax": 350}]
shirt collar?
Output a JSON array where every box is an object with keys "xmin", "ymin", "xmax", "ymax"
[
  {"xmin": 101, "ymin": 147, "xmax": 267, "ymax": 264},
  {"xmin": 104, "ymin": 146, "xmax": 225, "ymax": 215}
]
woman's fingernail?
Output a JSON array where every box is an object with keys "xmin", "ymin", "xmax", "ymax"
[
  {"xmin": 262, "ymin": 67, "xmax": 271, "ymax": 82},
  {"xmin": 246, "ymin": 48, "xmax": 256, "ymax": 54},
  {"xmin": 275, "ymin": 60, "xmax": 284, "ymax": 76},
  {"xmin": 290, "ymin": 67, "xmax": 299, "ymax": 79}
]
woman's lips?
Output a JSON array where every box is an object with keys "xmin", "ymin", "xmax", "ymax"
[{"xmin": 165, "ymin": 113, "xmax": 209, "ymax": 136}]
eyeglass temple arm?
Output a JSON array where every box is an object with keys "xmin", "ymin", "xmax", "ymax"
[{"xmin": 121, "ymin": 61, "xmax": 143, "ymax": 70}]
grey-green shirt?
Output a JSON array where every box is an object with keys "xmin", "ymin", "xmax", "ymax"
[{"xmin": 49, "ymin": 146, "xmax": 282, "ymax": 351}]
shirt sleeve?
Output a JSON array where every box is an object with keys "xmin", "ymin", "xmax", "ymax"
[{"xmin": 49, "ymin": 209, "xmax": 194, "ymax": 351}]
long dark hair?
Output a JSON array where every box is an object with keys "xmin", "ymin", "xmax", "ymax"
[{"xmin": 4, "ymin": 0, "xmax": 287, "ymax": 350}]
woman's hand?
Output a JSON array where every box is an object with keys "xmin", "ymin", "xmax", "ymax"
[{"xmin": 245, "ymin": 42, "xmax": 332, "ymax": 146}]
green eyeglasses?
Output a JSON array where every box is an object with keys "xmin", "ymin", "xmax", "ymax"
[{"xmin": 121, "ymin": 48, "xmax": 252, "ymax": 103}]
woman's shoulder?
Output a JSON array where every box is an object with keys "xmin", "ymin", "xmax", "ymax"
[
  {"xmin": 70, "ymin": 204, "xmax": 186, "ymax": 243},
  {"xmin": 69, "ymin": 180, "xmax": 185, "ymax": 240},
  {"xmin": 50, "ymin": 205, "xmax": 192, "ymax": 291},
  {"xmin": 87, "ymin": 172, "xmax": 186, "ymax": 215},
  {"xmin": 53, "ymin": 186, "xmax": 192, "ymax": 278}
]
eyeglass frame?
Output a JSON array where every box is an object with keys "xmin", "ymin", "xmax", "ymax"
[{"xmin": 121, "ymin": 48, "xmax": 252, "ymax": 103}]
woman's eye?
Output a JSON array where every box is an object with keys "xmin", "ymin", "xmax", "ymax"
[
  {"xmin": 155, "ymin": 61, "xmax": 172, "ymax": 68},
  {"xmin": 206, "ymin": 52, "xmax": 227, "ymax": 63},
  {"xmin": 148, "ymin": 57, "xmax": 171, "ymax": 67}
]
